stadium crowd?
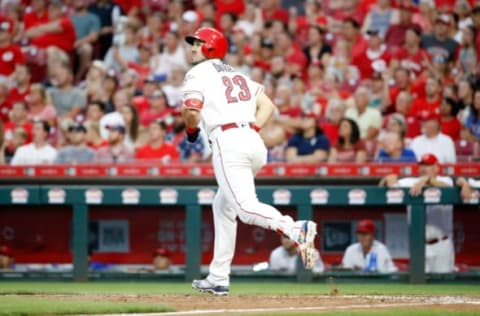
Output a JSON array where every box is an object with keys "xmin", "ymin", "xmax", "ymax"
[{"xmin": 0, "ymin": 0, "xmax": 479, "ymax": 165}]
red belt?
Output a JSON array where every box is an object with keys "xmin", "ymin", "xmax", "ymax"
[
  {"xmin": 220, "ymin": 122, "xmax": 258, "ymax": 132},
  {"xmin": 426, "ymin": 236, "xmax": 448, "ymax": 245}
]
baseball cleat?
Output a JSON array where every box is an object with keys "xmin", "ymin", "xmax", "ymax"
[
  {"xmin": 192, "ymin": 278, "xmax": 229, "ymax": 296},
  {"xmin": 293, "ymin": 221, "xmax": 317, "ymax": 269}
]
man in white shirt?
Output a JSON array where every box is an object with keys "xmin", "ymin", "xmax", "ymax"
[
  {"xmin": 11, "ymin": 120, "xmax": 57, "ymax": 165},
  {"xmin": 269, "ymin": 235, "xmax": 324, "ymax": 274},
  {"xmin": 409, "ymin": 113, "xmax": 456, "ymax": 163},
  {"xmin": 342, "ymin": 219, "xmax": 397, "ymax": 273},
  {"xmin": 379, "ymin": 153, "xmax": 470, "ymax": 273},
  {"xmin": 152, "ymin": 30, "xmax": 188, "ymax": 79}
]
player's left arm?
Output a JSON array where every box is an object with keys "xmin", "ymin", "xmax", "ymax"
[
  {"xmin": 181, "ymin": 73, "xmax": 204, "ymax": 142},
  {"xmin": 255, "ymin": 92, "xmax": 276, "ymax": 129}
]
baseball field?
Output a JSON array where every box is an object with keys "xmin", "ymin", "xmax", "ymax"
[{"xmin": 1, "ymin": 281, "xmax": 479, "ymax": 315}]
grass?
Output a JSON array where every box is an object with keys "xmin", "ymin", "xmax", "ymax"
[
  {"xmin": 0, "ymin": 281, "xmax": 479, "ymax": 296},
  {"xmin": 0, "ymin": 296, "xmax": 172, "ymax": 316},
  {"xmin": 0, "ymin": 282, "xmax": 479, "ymax": 315}
]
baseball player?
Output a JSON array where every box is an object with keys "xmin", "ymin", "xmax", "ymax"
[
  {"xmin": 342, "ymin": 219, "xmax": 398, "ymax": 273},
  {"xmin": 181, "ymin": 27, "xmax": 317, "ymax": 295}
]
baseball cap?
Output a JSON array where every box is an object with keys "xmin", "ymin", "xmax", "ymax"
[
  {"xmin": 435, "ymin": 14, "xmax": 451, "ymax": 25},
  {"xmin": 356, "ymin": 219, "xmax": 376, "ymax": 234},
  {"xmin": 106, "ymin": 124, "xmax": 126, "ymax": 134},
  {"xmin": 0, "ymin": 16, "xmax": 14, "ymax": 34},
  {"xmin": 68, "ymin": 123, "xmax": 87, "ymax": 133},
  {"xmin": 153, "ymin": 247, "xmax": 171, "ymax": 258},
  {"xmin": 419, "ymin": 153, "xmax": 438, "ymax": 165},
  {"xmin": 0, "ymin": 245, "xmax": 12, "ymax": 257},
  {"xmin": 182, "ymin": 10, "xmax": 198, "ymax": 23}
]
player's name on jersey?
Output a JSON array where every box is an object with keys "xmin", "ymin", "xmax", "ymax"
[{"xmin": 212, "ymin": 62, "xmax": 234, "ymax": 73}]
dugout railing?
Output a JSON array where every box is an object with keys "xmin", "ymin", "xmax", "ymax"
[{"xmin": 1, "ymin": 185, "xmax": 478, "ymax": 283}]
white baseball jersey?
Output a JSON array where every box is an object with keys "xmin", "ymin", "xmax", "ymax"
[
  {"xmin": 425, "ymin": 224, "xmax": 455, "ymax": 273},
  {"xmin": 181, "ymin": 58, "xmax": 263, "ymax": 135},
  {"xmin": 342, "ymin": 240, "xmax": 398, "ymax": 273},
  {"xmin": 396, "ymin": 176, "xmax": 454, "ymax": 237}
]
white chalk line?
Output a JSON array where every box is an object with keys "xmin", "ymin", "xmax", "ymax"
[{"xmin": 90, "ymin": 297, "xmax": 480, "ymax": 316}]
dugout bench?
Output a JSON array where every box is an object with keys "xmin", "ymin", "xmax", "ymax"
[{"xmin": 0, "ymin": 185, "xmax": 477, "ymax": 284}]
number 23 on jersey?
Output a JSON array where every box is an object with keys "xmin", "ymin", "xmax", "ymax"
[{"xmin": 222, "ymin": 75, "xmax": 251, "ymax": 103}]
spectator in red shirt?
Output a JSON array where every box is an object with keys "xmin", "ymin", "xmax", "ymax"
[
  {"xmin": 84, "ymin": 120, "xmax": 107, "ymax": 149},
  {"xmin": 121, "ymin": 42, "xmax": 154, "ymax": 90},
  {"xmin": 0, "ymin": 80, "xmax": 12, "ymax": 123},
  {"xmin": 332, "ymin": 0, "xmax": 366, "ymax": 25},
  {"xmin": 7, "ymin": 64, "xmax": 31, "ymax": 104},
  {"xmin": 410, "ymin": 76, "xmax": 442, "ymax": 119},
  {"xmin": 289, "ymin": 0, "xmax": 327, "ymax": 47},
  {"xmin": 215, "ymin": 0, "xmax": 245, "ymax": 21},
  {"xmin": 390, "ymin": 25, "xmax": 427, "ymax": 78},
  {"xmin": 261, "ymin": 0, "xmax": 289, "ymax": 24},
  {"xmin": 3, "ymin": 100, "xmax": 33, "ymax": 145},
  {"xmin": 440, "ymin": 97, "xmax": 461, "ymax": 141},
  {"xmin": 351, "ymin": 29, "xmax": 390, "ymax": 80},
  {"xmin": 253, "ymin": 37, "xmax": 274, "ymax": 72},
  {"xmin": 132, "ymin": 76, "xmax": 161, "ymax": 114},
  {"xmin": 321, "ymin": 99, "xmax": 346, "ymax": 145},
  {"xmin": 384, "ymin": 3, "xmax": 416, "ymax": 53},
  {"xmin": 277, "ymin": 32, "xmax": 307, "ymax": 77},
  {"xmin": 115, "ymin": 0, "xmax": 142, "ymax": 18},
  {"xmin": 25, "ymin": 0, "xmax": 76, "ymax": 65},
  {"xmin": 139, "ymin": 89, "xmax": 172, "ymax": 127},
  {"xmin": 23, "ymin": 0, "xmax": 49, "ymax": 31},
  {"xmin": 135, "ymin": 120, "xmax": 179, "ymax": 162},
  {"xmin": 0, "ymin": 15, "xmax": 25, "ymax": 77},
  {"xmin": 343, "ymin": 18, "xmax": 368, "ymax": 64},
  {"xmin": 393, "ymin": 91, "xmax": 421, "ymax": 139}
]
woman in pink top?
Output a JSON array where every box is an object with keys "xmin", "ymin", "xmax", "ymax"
[{"xmin": 26, "ymin": 84, "xmax": 56, "ymax": 126}]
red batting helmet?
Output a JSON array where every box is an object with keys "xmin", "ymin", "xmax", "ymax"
[{"xmin": 185, "ymin": 27, "xmax": 228, "ymax": 59}]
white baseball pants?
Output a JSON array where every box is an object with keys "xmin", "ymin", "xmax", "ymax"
[{"xmin": 206, "ymin": 125, "xmax": 296, "ymax": 286}]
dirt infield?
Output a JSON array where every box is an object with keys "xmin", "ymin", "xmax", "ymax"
[{"xmin": 25, "ymin": 293, "xmax": 480, "ymax": 315}]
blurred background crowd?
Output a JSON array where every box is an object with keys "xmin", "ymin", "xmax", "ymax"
[{"xmin": 0, "ymin": 0, "xmax": 480, "ymax": 166}]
